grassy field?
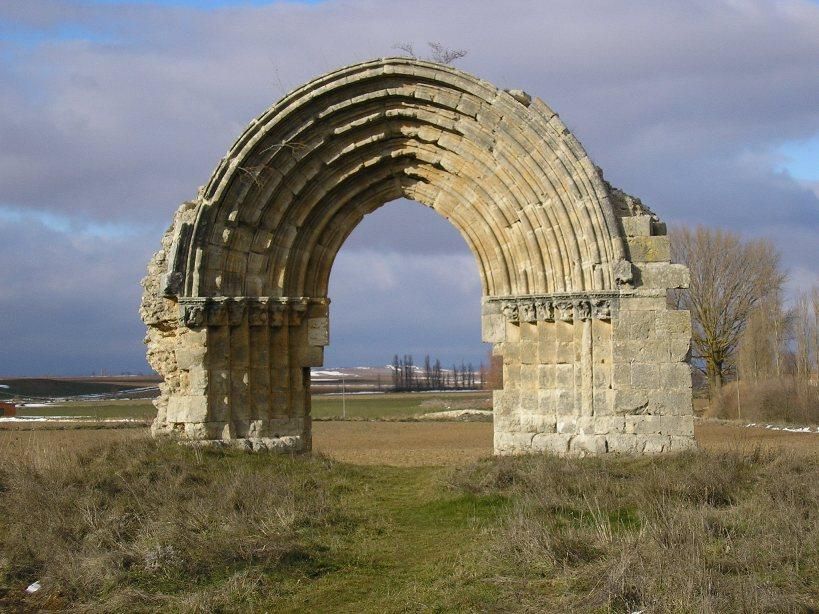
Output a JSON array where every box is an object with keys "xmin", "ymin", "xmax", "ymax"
[
  {"xmin": 10, "ymin": 391, "xmax": 492, "ymax": 422},
  {"xmin": 3, "ymin": 392, "xmax": 818, "ymax": 610},
  {"xmin": 0, "ymin": 433, "xmax": 816, "ymax": 612},
  {"xmin": 15, "ymin": 399, "xmax": 157, "ymax": 420},
  {"xmin": 312, "ymin": 390, "xmax": 491, "ymax": 419}
]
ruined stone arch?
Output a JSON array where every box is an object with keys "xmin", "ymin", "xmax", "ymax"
[{"xmin": 141, "ymin": 58, "xmax": 695, "ymax": 455}]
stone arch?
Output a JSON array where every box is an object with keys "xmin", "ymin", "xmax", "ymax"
[{"xmin": 141, "ymin": 58, "xmax": 695, "ymax": 456}]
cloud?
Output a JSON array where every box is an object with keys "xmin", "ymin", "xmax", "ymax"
[
  {"xmin": 0, "ymin": 0, "xmax": 818, "ymax": 373},
  {"xmin": 0, "ymin": 211, "xmax": 157, "ymax": 375}
]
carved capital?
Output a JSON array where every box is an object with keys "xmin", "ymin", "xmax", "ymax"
[
  {"xmin": 248, "ymin": 301, "xmax": 269, "ymax": 326},
  {"xmin": 180, "ymin": 304, "xmax": 205, "ymax": 328},
  {"xmin": 594, "ymin": 299, "xmax": 612, "ymax": 320},
  {"xmin": 535, "ymin": 298, "xmax": 554, "ymax": 322},
  {"xmin": 575, "ymin": 300, "xmax": 591, "ymax": 321},
  {"xmin": 519, "ymin": 299, "xmax": 537, "ymax": 323},
  {"xmin": 228, "ymin": 299, "xmax": 246, "ymax": 326},
  {"xmin": 501, "ymin": 300, "xmax": 519, "ymax": 323},
  {"xmin": 556, "ymin": 301, "xmax": 574, "ymax": 322}
]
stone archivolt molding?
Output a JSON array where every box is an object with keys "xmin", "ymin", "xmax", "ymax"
[
  {"xmin": 177, "ymin": 297, "xmax": 327, "ymax": 329},
  {"xmin": 140, "ymin": 57, "xmax": 695, "ymax": 456},
  {"xmin": 490, "ymin": 293, "xmax": 617, "ymax": 323}
]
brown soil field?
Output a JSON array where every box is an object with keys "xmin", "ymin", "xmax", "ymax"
[{"xmin": 0, "ymin": 420, "xmax": 815, "ymax": 465}]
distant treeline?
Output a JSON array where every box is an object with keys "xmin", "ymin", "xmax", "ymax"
[{"xmin": 390, "ymin": 354, "xmax": 484, "ymax": 392}]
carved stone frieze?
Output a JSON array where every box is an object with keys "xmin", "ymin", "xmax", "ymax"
[
  {"xmin": 490, "ymin": 293, "xmax": 616, "ymax": 324},
  {"xmin": 178, "ymin": 297, "xmax": 325, "ymax": 329}
]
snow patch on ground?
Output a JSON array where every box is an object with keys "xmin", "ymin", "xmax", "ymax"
[
  {"xmin": 746, "ymin": 423, "xmax": 819, "ymax": 434},
  {"xmin": 0, "ymin": 416, "xmax": 145, "ymax": 423},
  {"xmin": 418, "ymin": 409, "xmax": 493, "ymax": 421},
  {"xmin": 312, "ymin": 370, "xmax": 356, "ymax": 377}
]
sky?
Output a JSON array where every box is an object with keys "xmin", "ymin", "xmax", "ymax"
[{"xmin": 0, "ymin": 0, "xmax": 818, "ymax": 375}]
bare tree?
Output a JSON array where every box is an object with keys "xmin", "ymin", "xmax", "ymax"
[
  {"xmin": 671, "ymin": 226, "xmax": 785, "ymax": 394},
  {"xmin": 393, "ymin": 42, "xmax": 415, "ymax": 58},
  {"xmin": 737, "ymin": 288, "xmax": 790, "ymax": 380},
  {"xmin": 427, "ymin": 42, "xmax": 467, "ymax": 64},
  {"xmin": 392, "ymin": 41, "xmax": 467, "ymax": 65}
]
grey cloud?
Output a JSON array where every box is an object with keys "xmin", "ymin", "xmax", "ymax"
[
  {"xmin": 0, "ymin": 216, "xmax": 156, "ymax": 375},
  {"xmin": 0, "ymin": 0, "xmax": 818, "ymax": 373}
]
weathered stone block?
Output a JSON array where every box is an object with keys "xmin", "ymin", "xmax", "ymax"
[
  {"xmin": 519, "ymin": 341, "xmax": 537, "ymax": 365},
  {"xmin": 625, "ymin": 415, "xmax": 693, "ymax": 437},
  {"xmin": 307, "ymin": 317, "xmax": 329, "ymax": 346},
  {"xmin": 531, "ymin": 433, "xmax": 570, "ymax": 454},
  {"xmin": 606, "ymin": 434, "xmax": 641, "ymax": 454},
  {"xmin": 481, "ymin": 314, "xmax": 506, "ymax": 343},
  {"xmin": 668, "ymin": 335, "xmax": 692, "ymax": 362},
  {"xmin": 659, "ymin": 363, "xmax": 692, "ymax": 390},
  {"xmin": 555, "ymin": 389, "xmax": 575, "ymax": 416},
  {"xmin": 657, "ymin": 310, "xmax": 691, "ymax": 336},
  {"xmin": 537, "ymin": 389, "xmax": 556, "ymax": 414},
  {"xmin": 613, "ymin": 389, "xmax": 650, "ymax": 415},
  {"xmin": 621, "ymin": 215, "xmax": 653, "ymax": 237},
  {"xmin": 167, "ymin": 395, "xmax": 208, "ymax": 423},
  {"xmin": 570, "ymin": 434, "xmax": 607, "ymax": 455},
  {"xmin": 631, "ymin": 362, "xmax": 660, "ymax": 389},
  {"xmin": 647, "ymin": 390, "xmax": 692, "ymax": 416},
  {"xmin": 628, "ymin": 235, "xmax": 671, "ymax": 262},
  {"xmin": 636, "ymin": 263, "xmax": 689, "ymax": 289},
  {"xmin": 555, "ymin": 363, "xmax": 574, "ymax": 388},
  {"xmin": 175, "ymin": 345, "xmax": 206, "ymax": 370},
  {"xmin": 538, "ymin": 364, "xmax": 556, "ymax": 388},
  {"xmin": 619, "ymin": 297, "xmax": 667, "ymax": 311}
]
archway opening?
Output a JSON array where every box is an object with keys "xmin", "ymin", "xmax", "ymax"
[{"xmin": 312, "ymin": 198, "xmax": 494, "ymax": 425}]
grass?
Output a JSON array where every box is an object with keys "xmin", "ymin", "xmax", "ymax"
[
  {"xmin": 0, "ymin": 434, "xmax": 816, "ymax": 612},
  {"xmin": 311, "ymin": 390, "xmax": 491, "ymax": 420},
  {"xmin": 12, "ymin": 391, "xmax": 492, "ymax": 423},
  {"xmin": 16, "ymin": 399, "xmax": 156, "ymax": 420}
]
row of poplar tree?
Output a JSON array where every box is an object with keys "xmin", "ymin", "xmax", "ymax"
[{"xmin": 390, "ymin": 354, "xmax": 484, "ymax": 392}]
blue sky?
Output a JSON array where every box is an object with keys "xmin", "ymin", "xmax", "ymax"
[
  {"xmin": 778, "ymin": 137, "xmax": 819, "ymax": 181},
  {"xmin": 0, "ymin": 0, "xmax": 817, "ymax": 375}
]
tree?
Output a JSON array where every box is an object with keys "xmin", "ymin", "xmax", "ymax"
[
  {"xmin": 737, "ymin": 288, "xmax": 790, "ymax": 380},
  {"xmin": 392, "ymin": 41, "xmax": 467, "ymax": 65},
  {"xmin": 670, "ymin": 226, "xmax": 785, "ymax": 394}
]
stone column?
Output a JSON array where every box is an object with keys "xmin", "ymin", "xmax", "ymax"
[{"xmin": 152, "ymin": 297, "xmax": 329, "ymax": 450}]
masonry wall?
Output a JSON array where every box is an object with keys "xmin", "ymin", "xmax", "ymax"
[{"xmin": 484, "ymin": 214, "xmax": 696, "ymax": 456}]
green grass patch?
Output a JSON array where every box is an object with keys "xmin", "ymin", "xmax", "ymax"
[
  {"xmin": 17, "ymin": 399, "xmax": 156, "ymax": 420},
  {"xmin": 311, "ymin": 390, "xmax": 490, "ymax": 420}
]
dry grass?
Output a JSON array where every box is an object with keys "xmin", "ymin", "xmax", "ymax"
[
  {"xmin": 710, "ymin": 378, "xmax": 819, "ymax": 425},
  {"xmin": 452, "ymin": 449, "xmax": 819, "ymax": 613},
  {"xmin": 1, "ymin": 426, "xmax": 817, "ymax": 611},
  {"xmin": 0, "ymin": 437, "xmax": 357, "ymax": 611}
]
